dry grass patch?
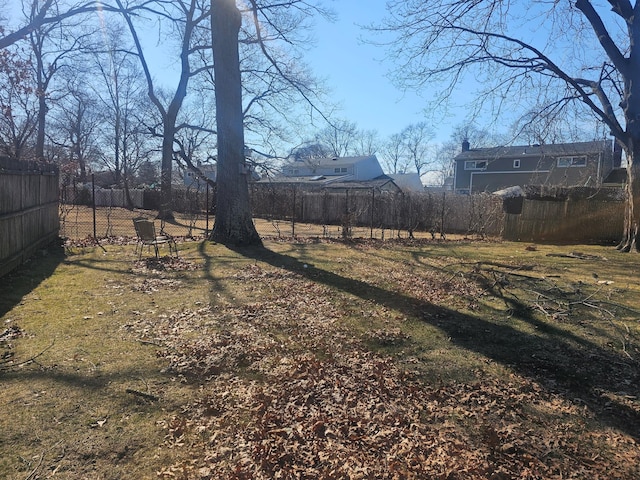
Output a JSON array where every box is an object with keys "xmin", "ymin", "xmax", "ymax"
[{"xmin": 1, "ymin": 238, "xmax": 639, "ymax": 479}]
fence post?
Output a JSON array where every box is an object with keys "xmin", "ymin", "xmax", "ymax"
[
  {"xmin": 92, "ymin": 174, "xmax": 97, "ymax": 240},
  {"xmin": 370, "ymin": 188, "xmax": 375, "ymax": 239},
  {"xmin": 291, "ymin": 186, "xmax": 296, "ymax": 237},
  {"xmin": 205, "ymin": 183, "xmax": 210, "ymax": 236},
  {"xmin": 441, "ymin": 191, "xmax": 446, "ymax": 237}
]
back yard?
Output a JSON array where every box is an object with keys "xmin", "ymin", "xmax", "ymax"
[{"xmin": 1, "ymin": 237, "xmax": 639, "ymax": 479}]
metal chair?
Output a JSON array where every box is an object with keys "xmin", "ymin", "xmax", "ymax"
[{"xmin": 133, "ymin": 217, "xmax": 177, "ymax": 259}]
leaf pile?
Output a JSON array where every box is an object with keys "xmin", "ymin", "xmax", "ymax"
[
  {"xmin": 132, "ymin": 256, "xmax": 200, "ymax": 274},
  {"xmin": 1, "ymin": 325, "xmax": 24, "ymax": 366},
  {"xmin": 158, "ymin": 349, "xmax": 638, "ymax": 479},
  {"xmin": 122, "ymin": 263, "xmax": 640, "ymax": 479}
]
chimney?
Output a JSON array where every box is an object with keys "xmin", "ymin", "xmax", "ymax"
[{"xmin": 462, "ymin": 139, "xmax": 470, "ymax": 152}]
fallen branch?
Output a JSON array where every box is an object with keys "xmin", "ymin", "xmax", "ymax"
[
  {"xmin": 546, "ymin": 252, "xmax": 607, "ymax": 260},
  {"xmin": 23, "ymin": 451, "xmax": 44, "ymax": 480},
  {"xmin": 125, "ymin": 388, "xmax": 159, "ymax": 402},
  {"xmin": 0, "ymin": 341, "xmax": 55, "ymax": 371},
  {"xmin": 137, "ymin": 339, "xmax": 163, "ymax": 347}
]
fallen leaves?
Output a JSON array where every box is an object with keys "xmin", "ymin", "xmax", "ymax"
[{"xmin": 131, "ymin": 263, "xmax": 640, "ymax": 479}]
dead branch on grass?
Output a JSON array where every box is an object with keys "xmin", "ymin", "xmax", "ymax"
[
  {"xmin": 125, "ymin": 388, "xmax": 159, "ymax": 402},
  {"xmin": 0, "ymin": 341, "xmax": 55, "ymax": 371},
  {"xmin": 22, "ymin": 451, "xmax": 44, "ymax": 480}
]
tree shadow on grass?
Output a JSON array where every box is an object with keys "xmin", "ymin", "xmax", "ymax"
[
  {"xmin": 233, "ymin": 244, "xmax": 640, "ymax": 441},
  {"xmin": 0, "ymin": 244, "xmax": 65, "ymax": 318}
]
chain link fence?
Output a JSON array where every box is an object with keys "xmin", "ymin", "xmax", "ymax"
[{"xmin": 59, "ymin": 177, "xmax": 504, "ymax": 243}]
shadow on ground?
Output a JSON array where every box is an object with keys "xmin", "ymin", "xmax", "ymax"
[
  {"xmin": 233, "ymin": 244, "xmax": 640, "ymax": 442},
  {"xmin": 0, "ymin": 243, "xmax": 65, "ymax": 318}
]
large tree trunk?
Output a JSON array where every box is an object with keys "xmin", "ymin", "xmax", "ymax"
[
  {"xmin": 619, "ymin": 20, "xmax": 640, "ymax": 252},
  {"xmin": 618, "ymin": 154, "xmax": 640, "ymax": 252},
  {"xmin": 158, "ymin": 120, "xmax": 175, "ymax": 220},
  {"xmin": 210, "ymin": 0, "xmax": 261, "ymax": 246}
]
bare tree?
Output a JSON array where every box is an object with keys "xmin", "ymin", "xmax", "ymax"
[
  {"xmin": 298, "ymin": 121, "xmax": 379, "ymax": 160},
  {"xmin": 401, "ymin": 121, "xmax": 434, "ymax": 178},
  {"xmin": 380, "ymin": 132, "xmax": 408, "ymax": 174},
  {"xmin": 291, "ymin": 142, "xmax": 331, "ymax": 162},
  {"xmin": 0, "ymin": 42, "xmax": 37, "ymax": 160},
  {"xmin": 24, "ymin": 0, "xmax": 96, "ymax": 163},
  {"xmin": 49, "ymin": 83, "xmax": 102, "ymax": 181},
  {"xmin": 91, "ymin": 26, "xmax": 153, "ymax": 195},
  {"xmin": 379, "ymin": 1, "xmax": 640, "ymax": 251},
  {"xmin": 115, "ymin": 0, "xmax": 211, "ymax": 219},
  {"xmin": 0, "ymin": 1, "xmax": 127, "ymax": 50},
  {"xmin": 209, "ymin": 0, "xmax": 332, "ymax": 245},
  {"xmin": 314, "ymin": 119, "xmax": 358, "ymax": 158},
  {"xmin": 352, "ymin": 128, "xmax": 381, "ymax": 157},
  {"xmin": 210, "ymin": 0, "xmax": 261, "ymax": 245}
]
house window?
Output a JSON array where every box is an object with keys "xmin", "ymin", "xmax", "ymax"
[
  {"xmin": 334, "ymin": 167, "xmax": 348, "ymax": 173},
  {"xmin": 513, "ymin": 159, "xmax": 521, "ymax": 168},
  {"xmin": 464, "ymin": 160, "xmax": 487, "ymax": 170},
  {"xmin": 557, "ymin": 156, "xmax": 587, "ymax": 167}
]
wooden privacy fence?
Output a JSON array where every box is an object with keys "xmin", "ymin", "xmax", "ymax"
[
  {"xmin": 503, "ymin": 187, "xmax": 625, "ymax": 244},
  {"xmin": 0, "ymin": 158, "xmax": 59, "ymax": 277},
  {"xmin": 503, "ymin": 197, "xmax": 625, "ymax": 244}
]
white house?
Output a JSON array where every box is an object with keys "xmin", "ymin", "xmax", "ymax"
[
  {"xmin": 183, "ymin": 165, "xmax": 216, "ymax": 190},
  {"xmin": 281, "ymin": 155, "xmax": 385, "ymax": 182},
  {"xmin": 258, "ymin": 155, "xmax": 422, "ymax": 192}
]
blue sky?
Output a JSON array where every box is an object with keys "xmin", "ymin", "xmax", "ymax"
[
  {"xmin": 306, "ymin": 1, "xmax": 440, "ymax": 141},
  {"xmin": 305, "ymin": 0, "xmax": 471, "ymax": 144},
  {"xmin": 2, "ymin": 0, "xmax": 468, "ymax": 145}
]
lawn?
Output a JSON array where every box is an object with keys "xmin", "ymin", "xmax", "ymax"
[{"xmin": 1, "ymin": 237, "xmax": 639, "ymax": 479}]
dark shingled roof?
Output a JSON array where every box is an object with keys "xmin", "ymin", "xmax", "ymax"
[{"xmin": 455, "ymin": 140, "xmax": 612, "ymax": 160}]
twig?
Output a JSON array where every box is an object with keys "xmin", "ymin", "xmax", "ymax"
[
  {"xmin": 137, "ymin": 339, "xmax": 163, "ymax": 347},
  {"xmin": 125, "ymin": 388, "xmax": 159, "ymax": 401},
  {"xmin": 568, "ymin": 286, "xmax": 606, "ymax": 306},
  {"xmin": 0, "ymin": 341, "xmax": 55, "ymax": 371},
  {"xmin": 23, "ymin": 451, "xmax": 44, "ymax": 480}
]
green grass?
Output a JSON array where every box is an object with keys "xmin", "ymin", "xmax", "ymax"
[{"xmin": 1, "ymin": 238, "xmax": 639, "ymax": 478}]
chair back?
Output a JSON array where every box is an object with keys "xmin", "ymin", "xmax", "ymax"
[{"xmin": 133, "ymin": 218, "xmax": 157, "ymax": 241}]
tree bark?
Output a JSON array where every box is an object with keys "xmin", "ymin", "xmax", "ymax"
[
  {"xmin": 210, "ymin": 0, "xmax": 261, "ymax": 246},
  {"xmin": 617, "ymin": 10, "xmax": 640, "ymax": 252},
  {"xmin": 618, "ymin": 154, "xmax": 640, "ymax": 252}
]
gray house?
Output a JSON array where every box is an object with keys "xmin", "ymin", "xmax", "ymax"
[{"xmin": 453, "ymin": 140, "xmax": 621, "ymax": 194}]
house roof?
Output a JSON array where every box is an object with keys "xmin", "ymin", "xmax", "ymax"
[
  {"xmin": 320, "ymin": 175, "xmax": 399, "ymax": 191},
  {"xmin": 455, "ymin": 140, "xmax": 612, "ymax": 161},
  {"xmin": 387, "ymin": 173, "xmax": 424, "ymax": 192},
  {"xmin": 257, "ymin": 174, "xmax": 351, "ymax": 185},
  {"xmin": 256, "ymin": 174, "xmax": 420, "ymax": 192},
  {"xmin": 291, "ymin": 155, "xmax": 377, "ymax": 167}
]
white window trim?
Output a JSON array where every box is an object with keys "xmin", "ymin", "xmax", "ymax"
[
  {"xmin": 557, "ymin": 156, "xmax": 587, "ymax": 168},
  {"xmin": 513, "ymin": 159, "xmax": 521, "ymax": 168},
  {"xmin": 464, "ymin": 160, "xmax": 487, "ymax": 170}
]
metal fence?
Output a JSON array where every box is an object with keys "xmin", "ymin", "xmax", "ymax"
[{"xmin": 60, "ymin": 178, "xmax": 504, "ymax": 242}]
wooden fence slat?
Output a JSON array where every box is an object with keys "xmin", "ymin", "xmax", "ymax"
[{"xmin": 0, "ymin": 158, "xmax": 59, "ymax": 278}]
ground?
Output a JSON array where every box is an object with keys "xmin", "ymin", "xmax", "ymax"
[{"xmin": 1, "ymin": 238, "xmax": 639, "ymax": 479}]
